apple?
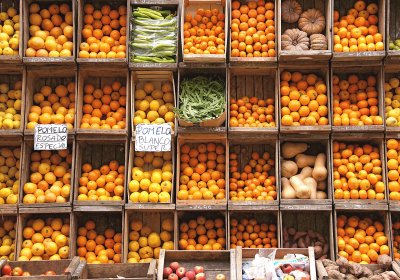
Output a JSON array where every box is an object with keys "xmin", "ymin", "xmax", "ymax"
[
  {"xmin": 44, "ymin": 271, "xmax": 57, "ymax": 276},
  {"xmin": 12, "ymin": 267, "xmax": 23, "ymax": 276},
  {"xmin": 176, "ymin": 267, "xmax": 186, "ymax": 278},
  {"xmin": 1, "ymin": 265, "xmax": 12, "ymax": 276},
  {"xmin": 181, "ymin": 278, "xmax": 189, "ymax": 280},
  {"xmin": 170, "ymin": 262, "xmax": 180, "ymax": 272},
  {"xmin": 185, "ymin": 270, "xmax": 196, "ymax": 280},
  {"xmin": 168, "ymin": 273, "xmax": 179, "ymax": 280},
  {"xmin": 22, "ymin": 272, "xmax": 31, "ymax": 276},
  {"xmin": 194, "ymin": 266, "xmax": 204, "ymax": 274},
  {"xmin": 163, "ymin": 267, "xmax": 173, "ymax": 278},
  {"xmin": 215, "ymin": 274, "xmax": 226, "ymax": 280},
  {"xmin": 195, "ymin": 273, "xmax": 206, "ymax": 280},
  {"xmin": 281, "ymin": 264, "xmax": 293, "ymax": 274}
]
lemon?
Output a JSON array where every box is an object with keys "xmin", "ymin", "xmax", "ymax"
[
  {"xmin": 132, "ymin": 169, "xmax": 144, "ymax": 181},
  {"xmin": 138, "ymin": 191, "xmax": 148, "ymax": 203},
  {"xmin": 161, "ymin": 181, "xmax": 172, "ymax": 192},
  {"xmin": 139, "ymin": 178, "xmax": 151, "ymax": 191},
  {"xmin": 0, "ymin": 41, "xmax": 9, "ymax": 49},
  {"xmin": 135, "ymin": 110, "xmax": 146, "ymax": 119},
  {"xmin": 148, "ymin": 233, "xmax": 161, "ymax": 248},
  {"xmin": 129, "ymin": 241, "xmax": 139, "ymax": 252},
  {"xmin": 138, "ymin": 237, "xmax": 148, "ymax": 247},
  {"xmin": 129, "ymin": 180, "xmax": 140, "ymax": 192},
  {"xmin": 151, "ymin": 172, "xmax": 162, "ymax": 184},
  {"xmin": 158, "ymin": 191, "xmax": 170, "ymax": 203},
  {"xmin": 153, "ymin": 118, "xmax": 165, "ymax": 124},
  {"xmin": 130, "ymin": 192, "xmax": 139, "ymax": 202},
  {"xmin": 2, "ymin": 25, "xmax": 14, "ymax": 36},
  {"xmin": 162, "ymin": 241, "xmax": 174, "ymax": 250},
  {"xmin": 149, "ymin": 183, "xmax": 161, "ymax": 194},
  {"xmin": 0, "ymin": 13, "xmax": 8, "ymax": 22},
  {"xmin": 138, "ymin": 100, "xmax": 149, "ymax": 111},
  {"xmin": 0, "ymin": 188, "xmax": 11, "ymax": 198},
  {"xmin": 3, "ymin": 47, "xmax": 13, "ymax": 55},
  {"xmin": 2, "ymin": 119, "xmax": 13, "ymax": 129},
  {"xmin": 148, "ymin": 192, "xmax": 158, "ymax": 203}
]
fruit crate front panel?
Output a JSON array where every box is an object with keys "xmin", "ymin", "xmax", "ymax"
[{"xmin": 0, "ymin": 0, "xmax": 23, "ymax": 64}]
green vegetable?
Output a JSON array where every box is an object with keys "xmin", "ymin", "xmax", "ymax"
[{"xmin": 175, "ymin": 76, "xmax": 226, "ymax": 123}]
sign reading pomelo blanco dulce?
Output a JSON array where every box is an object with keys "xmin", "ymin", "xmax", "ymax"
[
  {"xmin": 34, "ymin": 124, "xmax": 68, "ymax": 150},
  {"xmin": 135, "ymin": 124, "xmax": 171, "ymax": 152}
]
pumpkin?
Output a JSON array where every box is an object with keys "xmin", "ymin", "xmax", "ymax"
[
  {"xmin": 298, "ymin": 9, "xmax": 325, "ymax": 35},
  {"xmin": 281, "ymin": 28, "xmax": 309, "ymax": 51},
  {"xmin": 310, "ymin": 34, "xmax": 328, "ymax": 50},
  {"xmin": 281, "ymin": 0, "xmax": 302, "ymax": 23}
]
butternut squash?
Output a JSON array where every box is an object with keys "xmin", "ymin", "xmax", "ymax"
[
  {"xmin": 317, "ymin": 181, "xmax": 327, "ymax": 191},
  {"xmin": 282, "ymin": 142, "xmax": 308, "ymax": 159},
  {"xmin": 281, "ymin": 177, "xmax": 296, "ymax": 199},
  {"xmin": 316, "ymin": 191, "xmax": 327, "ymax": 199},
  {"xmin": 312, "ymin": 153, "xmax": 328, "ymax": 182},
  {"xmin": 290, "ymin": 174, "xmax": 311, "ymax": 199},
  {"xmin": 299, "ymin": 166, "xmax": 313, "ymax": 179},
  {"xmin": 303, "ymin": 177, "xmax": 317, "ymax": 199},
  {"xmin": 295, "ymin": 154, "xmax": 317, "ymax": 168},
  {"xmin": 282, "ymin": 160, "xmax": 298, "ymax": 178}
]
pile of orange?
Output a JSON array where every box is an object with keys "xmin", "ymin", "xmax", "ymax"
[
  {"xmin": 229, "ymin": 149, "xmax": 276, "ymax": 201},
  {"xmin": 19, "ymin": 217, "xmax": 70, "ymax": 261},
  {"xmin": 230, "ymin": 0, "xmax": 275, "ymax": 58},
  {"xmin": 0, "ymin": 79, "xmax": 22, "ymax": 130},
  {"xmin": 183, "ymin": 7, "xmax": 225, "ymax": 55},
  {"xmin": 177, "ymin": 142, "xmax": 226, "ymax": 201},
  {"xmin": 337, "ymin": 214, "xmax": 389, "ymax": 263},
  {"xmin": 77, "ymin": 161, "xmax": 124, "ymax": 202},
  {"xmin": 27, "ymin": 83, "xmax": 75, "ymax": 130},
  {"xmin": 280, "ymin": 71, "xmax": 329, "ymax": 126},
  {"xmin": 229, "ymin": 96, "xmax": 275, "ymax": 128},
  {"xmin": 80, "ymin": 81, "xmax": 126, "ymax": 130},
  {"xmin": 23, "ymin": 149, "xmax": 72, "ymax": 204},
  {"xmin": 0, "ymin": 147, "xmax": 20, "ymax": 205},
  {"xmin": 386, "ymin": 139, "xmax": 400, "ymax": 200},
  {"xmin": 332, "ymin": 74, "xmax": 382, "ymax": 127},
  {"xmin": 333, "ymin": 141, "xmax": 384, "ymax": 200},
  {"xmin": 0, "ymin": 218, "xmax": 16, "ymax": 260},
  {"xmin": 26, "ymin": 2, "xmax": 73, "ymax": 57},
  {"xmin": 178, "ymin": 215, "xmax": 225, "ymax": 250},
  {"xmin": 0, "ymin": 6, "xmax": 20, "ymax": 56},
  {"xmin": 79, "ymin": 4, "xmax": 126, "ymax": 59},
  {"xmin": 76, "ymin": 219, "xmax": 122, "ymax": 264},
  {"xmin": 333, "ymin": 0, "xmax": 383, "ymax": 52},
  {"xmin": 230, "ymin": 217, "xmax": 277, "ymax": 249},
  {"xmin": 393, "ymin": 220, "xmax": 400, "ymax": 260}
]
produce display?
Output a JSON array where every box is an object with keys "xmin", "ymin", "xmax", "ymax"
[
  {"xmin": 0, "ymin": 218, "xmax": 16, "ymax": 260},
  {"xmin": 0, "ymin": 80, "xmax": 22, "ymax": 130},
  {"xmin": 80, "ymin": 80, "xmax": 126, "ymax": 130},
  {"xmin": 385, "ymin": 77, "xmax": 400, "ymax": 127},
  {"xmin": 128, "ymin": 151, "xmax": 172, "ymax": 203},
  {"xmin": 19, "ymin": 216, "xmax": 70, "ymax": 261},
  {"xmin": 229, "ymin": 96, "xmax": 275, "ymax": 128},
  {"xmin": 127, "ymin": 217, "xmax": 174, "ymax": 263},
  {"xmin": 130, "ymin": 7, "xmax": 177, "ymax": 63},
  {"xmin": 76, "ymin": 219, "xmax": 122, "ymax": 263},
  {"xmin": 229, "ymin": 148, "xmax": 277, "ymax": 201},
  {"xmin": 0, "ymin": 5, "xmax": 19, "ymax": 56},
  {"xmin": 333, "ymin": 141, "xmax": 384, "ymax": 200},
  {"xmin": 178, "ymin": 215, "xmax": 226, "ymax": 250},
  {"xmin": 163, "ymin": 262, "xmax": 215, "ymax": 280},
  {"xmin": 133, "ymin": 81, "xmax": 175, "ymax": 129},
  {"xmin": 336, "ymin": 214, "xmax": 389, "ymax": 263},
  {"xmin": 23, "ymin": 149, "xmax": 72, "ymax": 204},
  {"xmin": 332, "ymin": 73, "xmax": 382, "ymax": 127},
  {"xmin": 389, "ymin": 38, "xmax": 400, "ymax": 51},
  {"xmin": 27, "ymin": 83, "xmax": 75, "ymax": 130},
  {"xmin": 282, "ymin": 228, "xmax": 328, "ymax": 260},
  {"xmin": 78, "ymin": 3, "xmax": 126, "ymax": 59},
  {"xmin": 280, "ymin": 71, "xmax": 329, "ymax": 127},
  {"xmin": 177, "ymin": 143, "xmax": 226, "ymax": 201},
  {"xmin": 26, "ymin": 2, "xmax": 73, "ymax": 58},
  {"xmin": 387, "ymin": 139, "xmax": 400, "ymax": 201},
  {"xmin": 333, "ymin": 0, "xmax": 383, "ymax": 53},
  {"xmin": 0, "ymin": 147, "xmax": 20, "ymax": 205},
  {"xmin": 230, "ymin": 0, "xmax": 276, "ymax": 58},
  {"xmin": 1, "ymin": 264, "xmax": 58, "ymax": 277},
  {"xmin": 393, "ymin": 220, "xmax": 400, "ymax": 260},
  {"xmin": 281, "ymin": 142, "xmax": 328, "ymax": 199}
]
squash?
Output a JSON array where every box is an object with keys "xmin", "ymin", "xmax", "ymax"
[
  {"xmin": 290, "ymin": 174, "xmax": 311, "ymax": 199},
  {"xmin": 282, "ymin": 177, "xmax": 296, "ymax": 199},
  {"xmin": 299, "ymin": 166, "xmax": 313, "ymax": 179},
  {"xmin": 295, "ymin": 154, "xmax": 316, "ymax": 168},
  {"xmin": 312, "ymin": 153, "xmax": 328, "ymax": 182},
  {"xmin": 310, "ymin": 34, "xmax": 328, "ymax": 50},
  {"xmin": 282, "ymin": 142, "xmax": 308, "ymax": 159},
  {"xmin": 281, "ymin": 0, "xmax": 302, "ymax": 23},
  {"xmin": 298, "ymin": 9, "xmax": 325, "ymax": 35},
  {"xmin": 303, "ymin": 177, "xmax": 317, "ymax": 199},
  {"xmin": 317, "ymin": 180, "xmax": 327, "ymax": 191},
  {"xmin": 282, "ymin": 160, "xmax": 298, "ymax": 178},
  {"xmin": 281, "ymin": 28, "xmax": 310, "ymax": 51},
  {"xmin": 316, "ymin": 191, "xmax": 327, "ymax": 199}
]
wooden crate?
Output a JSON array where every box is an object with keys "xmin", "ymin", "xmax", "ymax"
[
  {"xmin": 0, "ymin": 66, "xmax": 25, "ymax": 137},
  {"xmin": 229, "ymin": 0, "xmax": 277, "ymax": 66},
  {"xmin": 22, "ymin": 0, "xmax": 76, "ymax": 65},
  {"xmin": 384, "ymin": 65, "xmax": 400, "ymax": 133},
  {"xmin": 0, "ymin": 0, "xmax": 23, "ymax": 64},
  {"xmin": 228, "ymin": 68, "xmax": 278, "ymax": 137},
  {"xmin": 390, "ymin": 210, "xmax": 400, "ymax": 261},
  {"xmin": 176, "ymin": 136, "xmax": 228, "ymax": 210},
  {"xmin": 385, "ymin": 134, "xmax": 400, "ymax": 209},
  {"xmin": 126, "ymin": 139, "xmax": 175, "ymax": 210},
  {"xmin": 280, "ymin": 210, "xmax": 334, "ymax": 260},
  {"xmin": 73, "ymin": 138, "xmax": 128, "ymax": 210},
  {"xmin": 228, "ymin": 210, "xmax": 279, "ymax": 249},
  {"xmin": 331, "ymin": 64, "xmax": 385, "ymax": 133},
  {"xmin": 19, "ymin": 137, "xmax": 75, "ymax": 209},
  {"xmin": 235, "ymin": 246, "xmax": 317, "ymax": 280},
  {"xmin": 76, "ymin": 67, "xmax": 129, "ymax": 139},
  {"xmin": 77, "ymin": 0, "xmax": 129, "ymax": 66},
  {"xmin": 332, "ymin": 0, "xmax": 385, "ymax": 62},
  {"xmin": 228, "ymin": 138, "xmax": 279, "ymax": 210},
  {"xmin": 278, "ymin": 0, "xmax": 332, "ymax": 62},
  {"xmin": 24, "ymin": 66, "xmax": 77, "ymax": 135},
  {"xmin": 181, "ymin": 0, "xmax": 228, "ymax": 63},
  {"xmin": 130, "ymin": 70, "xmax": 177, "ymax": 136},
  {"xmin": 279, "ymin": 136, "xmax": 333, "ymax": 207},
  {"xmin": 386, "ymin": 0, "xmax": 400, "ymax": 63},
  {"xmin": 331, "ymin": 134, "xmax": 388, "ymax": 210},
  {"xmin": 278, "ymin": 65, "xmax": 331, "ymax": 134},
  {"xmin": 129, "ymin": 0, "xmax": 179, "ymax": 70},
  {"xmin": 157, "ymin": 249, "xmax": 235, "ymax": 280},
  {"xmin": 72, "ymin": 260, "xmax": 156, "ymax": 279},
  {"xmin": 0, "ymin": 214, "xmax": 19, "ymax": 260}
]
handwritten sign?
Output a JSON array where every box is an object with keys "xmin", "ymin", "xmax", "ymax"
[
  {"xmin": 34, "ymin": 124, "xmax": 68, "ymax": 150},
  {"xmin": 135, "ymin": 124, "xmax": 171, "ymax": 152}
]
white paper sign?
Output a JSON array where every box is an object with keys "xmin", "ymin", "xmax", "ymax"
[
  {"xmin": 34, "ymin": 124, "xmax": 68, "ymax": 150},
  {"xmin": 135, "ymin": 124, "xmax": 171, "ymax": 152}
]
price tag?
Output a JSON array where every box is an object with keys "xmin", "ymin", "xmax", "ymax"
[
  {"xmin": 135, "ymin": 124, "xmax": 171, "ymax": 152},
  {"xmin": 34, "ymin": 124, "xmax": 68, "ymax": 150}
]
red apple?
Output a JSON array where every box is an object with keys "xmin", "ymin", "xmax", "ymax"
[
  {"xmin": 194, "ymin": 266, "xmax": 204, "ymax": 274},
  {"xmin": 181, "ymin": 278, "xmax": 189, "ymax": 280},
  {"xmin": 168, "ymin": 273, "xmax": 179, "ymax": 280},
  {"xmin": 22, "ymin": 272, "xmax": 31, "ymax": 276},
  {"xmin": 176, "ymin": 267, "xmax": 186, "ymax": 278},
  {"xmin": 195, "ymin": 273, "xmax": 206, "ymax": 280},
  {"xmin": 215, "ymin": 274, "xmax": 226, "ymax": 280},
  {"xmin": 170, "ymin": 262, "xmax": 180, "ymax": 272},
  {"xmin": 282, "ymin": 264, "xmax": 293, "ymax": 274},
  {"xmin": 12, "ymin": 267, "xmax": 23, "ymax": 276},
  {"xmin": 1, "ymin": 265, "xmax": 12, "ymax": 276},
  {"xmin": 164, "ymin": 267, "xmax": 173, "ymax": 278},
  {"xmin": 185, "ymin": 270, "xmax": 196, "ymax": 280}
]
